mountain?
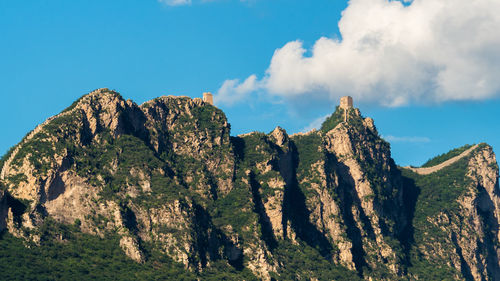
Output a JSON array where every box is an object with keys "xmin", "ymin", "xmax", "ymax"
[{"xmin": 0, "ymin": 88, "xmax": 499, "ymax": 280}]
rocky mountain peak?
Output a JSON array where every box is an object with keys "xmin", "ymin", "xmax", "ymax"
[
  {"xmin": 0, "ymin": 91, "xmax": 498, "ymax": 280},
  {"xmin": 270, "ymin": 126, "xmax": 288, "ymax": 147}
]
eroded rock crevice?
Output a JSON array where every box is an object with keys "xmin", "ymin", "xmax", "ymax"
[{"xmin": 1, "ymin": 90, "xmax": 499, "ymax": 280}]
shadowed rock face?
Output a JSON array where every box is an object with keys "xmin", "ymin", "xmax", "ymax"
[
  {"xmin": 0, "ymin": 89, "xmax": 499, "ymax": 280},
  {"xmin": 0, "ymin": 186, "xmax": 8, "ymax": 232}
]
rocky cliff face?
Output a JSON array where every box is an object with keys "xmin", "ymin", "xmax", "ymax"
[
  {"xmin": 0, "ymin": 88, "xmax": 498, "ymax": 280},
  {"xmin": 401, "ymin": 144, "xmax": 500, "ymax": 280},
  {"xmin": 0, "ymin": 183, "xmax": 8, "ymax": 232}
]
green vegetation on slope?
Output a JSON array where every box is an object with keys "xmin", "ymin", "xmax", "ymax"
[
  {"xmin": 421, "ymin": 144, "xmax": 473, "ymax": 168},
  {"xmin": 0, "ymin": 146, "xmax": 15, "ymax": 172},
  {"xmin": 0, "ymin": 222, "xmax": 193, "ymax": 280},
  {"xmin": 292, "ymin": 132, "xmax": 326, "ymax": 199},
  {"xmin": 320, "ymin": 106, "xmax": 367, "ymax": 134},
  {"xmin": 401, "ymin": 146, "xmax": 482, "ymax": 280},
  {"xmin": 273, "ymin": 240, "xmax": 362, "ymax": 281},
  {"xmin": 402, "ymin": 155, "xmax": 472, "ymax": 226},
  {"xmin": 320, "ymin": 106, "xmax": 344, "ymax": 132},
  {"xmin": 7, "ymin": 91, "xmax": 490, "ymax": 280},
  {"xmin": 0, "ymin": 201, "xmax": 360, "ymax": 281},
  {"xmin": 293, "ymin": 132, "xmax": 323, "ymax": 179},
  {"xmin": 236, "ymin": 132, "xmax": 282, "ymax": 199},
  {"xmin": 0, "ymin": 219, "xmax": 260, "ymax": 281},
  {"xmin": 214, "ymin": 133, "xmax": 280, "ymax": 243},
  {"xmin": 408, "ymin": 257, "xmax": 461, "ymax": 281}
]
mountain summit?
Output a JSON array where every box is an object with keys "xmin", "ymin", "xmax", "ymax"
[{"xmin": 0, "ymin": 89, "xmax": 499, "ymax": 280}]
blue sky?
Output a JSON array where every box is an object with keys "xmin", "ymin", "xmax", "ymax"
[{"xmin": 1, "ymin": 0, "xmax": 499, "ymax": 166}]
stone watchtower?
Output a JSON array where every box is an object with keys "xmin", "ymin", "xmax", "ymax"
[
  {"xmin": 203, "ymin": 92, "xmax": 214, "ymax": 105},
  {"xmin": 339, "ymin": 96, "xmax": 353, "ymax": 122},
  {"xmin": 340, "ymin": 96, "xmax": 353, "ymax": 110}
]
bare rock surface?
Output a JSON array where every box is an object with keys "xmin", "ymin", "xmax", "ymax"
[{"xmin": 0, "ymin": 89, "xmax": 498, "ymax": 280}]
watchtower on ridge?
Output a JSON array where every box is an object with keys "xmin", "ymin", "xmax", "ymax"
[
  {"xmin": 339, "ymin": 96, "xmax": 353, "ymax": 122},
  {"xmin": 203, "ymin": 92, "xmax": 214, "ymax": 105},
  {"xmin": 340, "ymin": 96, "xmax": 353, "ymax": 110}
]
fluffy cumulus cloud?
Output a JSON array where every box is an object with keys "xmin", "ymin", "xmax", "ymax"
[
  {"xmin": 216, "ymin": 75, "xmax": 259, "ymax": 105},
  {"xmin": 216, "ymin": 0, "xmax": 500, "ymax": 106}
]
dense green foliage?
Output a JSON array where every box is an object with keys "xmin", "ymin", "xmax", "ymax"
[
  {"xmin": 191, "ymin": 105, "xmax": 226, "ymax": 132},
  {"xmin": 293, "ymin": 132, "xmax": 323, "ymax": 178},
  {"xmin": 320, "ymin": 106, "xmax": 344, "ymax": 132},
  {"xmin": 0, "ymin": 219, "xmax": 259, "ymax": 281},
  {"xmin": 0, "ymin": 222, "xmax": 191, "ymax": 280},
  {"xmin": 175, "ymin": 101, "xmax": 226, "ymax": 134},
  {"xmin": 211, "ymin": 182, "xmax": 258, "ymax": 240},
  {"xmin": 273, "ymin": 241, "xmax": 362, "ymax": 281},
  {"xmin": 400, "ymin": 146, "xmax": 482, "ymax": 280},
  {"xmin": 237, "ymin": 132, "xmax": 279, "ymax": 167},
  {"xmin": 408, "ymin": 257, "xmax": 461, "ymax": 281},
  {"xmin": 402, "ymin": 156, "xmax": 472, "ymax": 226},
  {"xmin": 292, "ymin": 132, "xmax": 325, "ymax": 199},
  {"xmin": 0, "ymin": 227, "xmax": 362, "ymax": 281},
  {"xmin": 421, "ymin": 144, "xmax": 473, "ymax": 167}
]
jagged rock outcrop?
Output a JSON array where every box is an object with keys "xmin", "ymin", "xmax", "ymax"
[
  {"xmin": 322, "ymin": 108, "xmax": 406, "ymax": 275},
  {"xmin": 141, "ymin": 96, "xmax": 235, "ymax": 197},
  {"xmin": 0, "ymin": 89, "xmax": 237, "ymax": 268},
  {"xmin": 0, "ymin": 89, "xmax": 498, "ymax": 280},
  {"xmin": 404, "ymin": 144, "xmax": 500, "ymax": 280}
]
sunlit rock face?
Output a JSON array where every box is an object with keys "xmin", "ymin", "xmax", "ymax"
[{"xmin": 1, "ymin": 91, "xmax": 498, "ymax": 280}]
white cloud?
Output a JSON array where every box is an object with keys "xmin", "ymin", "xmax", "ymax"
[
  {"xmin": 217, "ymin": 0, "xmax": 500, "ymax": 107},
  {"xmin": 215, "ymin": 75, "xmax": 259, "ymax": 105},
  {"xmin": 383, "ymin": 135, "xmax": 430, "ymax": 143},
  {"xmin": 159, "ymin": 0, "xmax": 192, "ymax": 6}
]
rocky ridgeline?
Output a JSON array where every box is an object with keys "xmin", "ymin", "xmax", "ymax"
[
  {"xmin": 414, "ymin": 145, "xmax": 500, "ymax": 281},
  {"xmin": 0, "ymin": 89, "xmax": 499, "ymax": 280}
]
